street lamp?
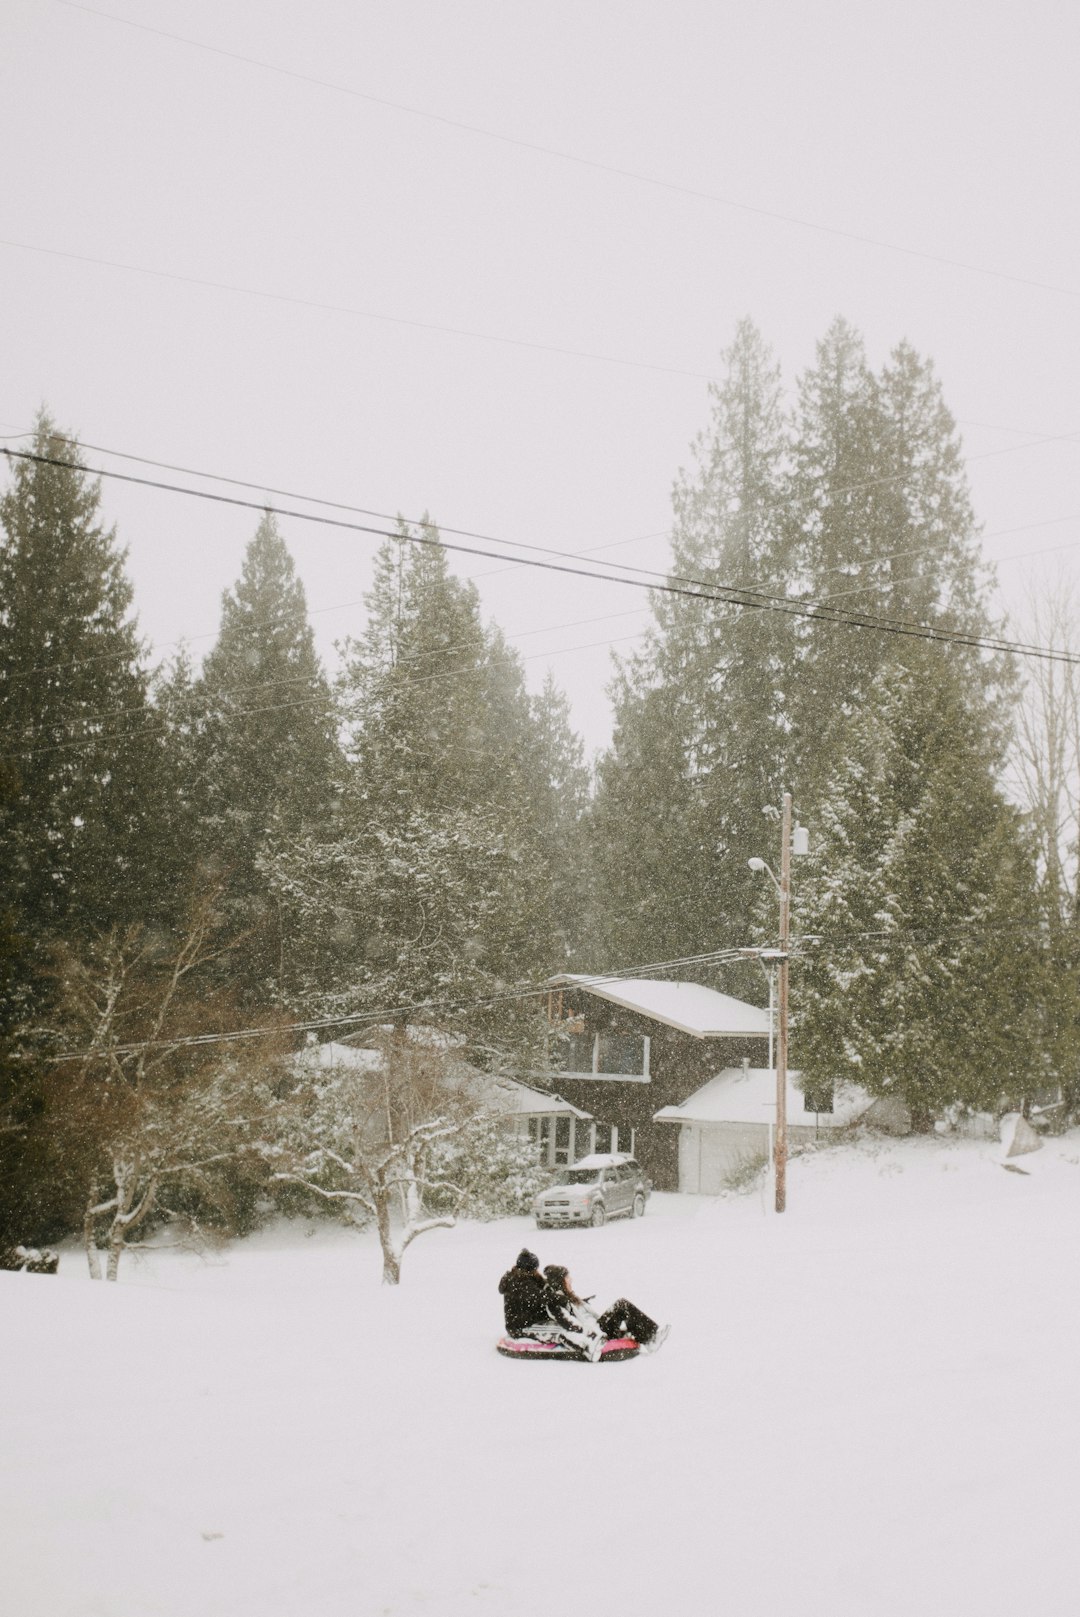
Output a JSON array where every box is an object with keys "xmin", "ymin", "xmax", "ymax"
[{"xmin": 749, "ymin": 793, "xmax": 808, "ymax": 1214}]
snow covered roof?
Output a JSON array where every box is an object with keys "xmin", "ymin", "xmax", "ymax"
[
  {"xmin": 293, "ymin": 1043, "xmax": 589, "ymax": 1120},
  {"xmin": 479, "ymin": 1078, "xmax": 591, "ymax": 1121},
  {"xmin": 653, "ymin": 1067, "xmax": 872, "ymax": 1129},
  {"xmin": 295, "ymin": 1041, "xmax": 383, "ymax": 1073},
  {"xmin": 550, "ymin": 975, "xmax": 771, "ymax": 1039}
]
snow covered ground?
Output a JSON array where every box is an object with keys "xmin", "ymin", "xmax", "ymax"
[{"xmin": 5, "ymin": 1130, "xmax": 1080, "ymax": 1616}]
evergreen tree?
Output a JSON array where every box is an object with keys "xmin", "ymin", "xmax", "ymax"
[
  {"xmin": 340, "ymin": 523, "xmax": 518, "ymax": 817},
  {"xmin": 784, "ymin": 325, "xmax": 1000, "ymax": 794},
  {"xmin": 528, "ymin": 673, "xmax": 591, "ymax": 962},
  {"xmin": 150, "ymin": 644, "xmax": 209, "ymax": 906},
  {"xmin": 792, "ymin": 648, "xmax": 1042, "ymax": 1123},
  {"xmin": 269, "ymin": 522, "xmax": 582, "ymax": 1059},
  {"xmin": 0, "ymin": 415, "xmax": 167, "ymax": 1240},
  {"xmin": 195, "ymin": 512, "xmax": 339, "ymax": 1001},
  {"xmin": 589, "ymin": 320, "xmax": 794, "ymax": 966},
  {"xmin": 0, "ymin": 413, "xmax": 160, "ymax": 952}
]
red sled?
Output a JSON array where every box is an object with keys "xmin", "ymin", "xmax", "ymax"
[{"xmin": 496, "ymin": 1335, "xmax": 639, "ymax": 1362}]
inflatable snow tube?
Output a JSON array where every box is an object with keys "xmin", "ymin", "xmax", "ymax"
[{"xmin": 496, "ymin": 1335, "xmax": 639, "ymax": 1362}]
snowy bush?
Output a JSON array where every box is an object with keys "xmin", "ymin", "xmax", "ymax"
[
  {"xmin": 721, "ymin": 1151, "xmax": 769, "ymax": 1194},
  {"xmin": 426, "ymin": 1118, "xmax": 549, "ymax": 1220}
]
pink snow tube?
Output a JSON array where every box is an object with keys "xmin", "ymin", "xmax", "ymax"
[{"xmin": 496, "ymin": 1335, "xmax": 639, "ymax": 1362}]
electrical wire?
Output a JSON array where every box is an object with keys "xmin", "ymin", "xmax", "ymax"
[
  {"xmin": 49, "ymin": 0, "xmax": 1080, "ymax": 303},
  {"xmin": 5, "ymin": 421, "xmax": 1075, "ymax": 645},
  {"xmin": 0, "ymin": 238, "xmax": 719, "ymax": 385},
  {"xmin": 4, "ymin": 446, "xmax": 1078, "ymax": 670},
  {"xmin": 28, "ymin": 916, "xmax": 1059, "ymax": 1065},
  {"xmin": 34, "ymin": 946, "xmax": 758, "ymax": 1064},
  {"xmin": 0, "ymin": 603, "xmax": 651, "ymax": 746},
  {"xmin": 0, "ymin": 626, "xmax": 648, "ymax": 761}
]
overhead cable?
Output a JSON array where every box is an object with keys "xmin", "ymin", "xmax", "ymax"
[
  {"xmin": 4, "ymin": 446, "xmax": 1078, "ymax": 671},
  {"xmin": 50, "ymin": 0, "xmax": 1080, "ymax": 302}
]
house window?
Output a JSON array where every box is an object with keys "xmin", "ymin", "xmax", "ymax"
[
  {"xmin": 575, "ymin": 1123, "xmax": 597, "ymax": 1160},
  {"xmin": 563, "ymin": 1033, "xmax": 595, "ymax": 1075},
  {"xmin": 558, "ymin": 1033, "xmax": 651, "ymax": 1082},
  {"xmin": 528, "ymin": 1116, "xmax": 555, "ymax": 1165},
  {"xmin": 803, "ymin": 1079, "xmax": 834, "ymax": 1114},
  {"xmin": 597, "ymin": 1035, "xmax": 648, "ymax": 1077}
]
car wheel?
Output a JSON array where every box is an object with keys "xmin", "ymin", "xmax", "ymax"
[
  {"xmin": 633, "ymin": 1193, "xmax": 646, "ymax": 1218},
  {"xmin": 590, "ymin": 1203, "xmax": 606, "ymax": 1228}
]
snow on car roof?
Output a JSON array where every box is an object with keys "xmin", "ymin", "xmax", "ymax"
[
  {"xmin": 569, "ymin": 1152, "xmax": 636, "ymax": 1169},
  {"xmin": 549, "ymin": 975, "xmax": 770, "ymax": 1039}
]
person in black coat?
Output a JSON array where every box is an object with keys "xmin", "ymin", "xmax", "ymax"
[{"xmin": 498, "ymin": 1249, "xmax": 549, "ymax": 1337}]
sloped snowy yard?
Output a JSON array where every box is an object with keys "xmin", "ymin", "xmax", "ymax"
[{"xmin": 5, "ymin": 1131, "xmax": 1080, "ymax": 1616}]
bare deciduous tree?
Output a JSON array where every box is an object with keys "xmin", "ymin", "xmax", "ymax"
[
  {"xmin": 1011, "ymin": 569, "xmax": 1080, "ymax": 919},
  {"xmin": 273, "ymin": 1025, "xmax": 492, "ymax": 1285},
  {"xmin": 50, "ymin": 886, "xmax": 286, "ymax": 1280}
]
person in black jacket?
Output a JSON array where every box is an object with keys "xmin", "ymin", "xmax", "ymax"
[{"xmin": 498, "ymin": 1249, "xmax": 549, "ymax": 1337}]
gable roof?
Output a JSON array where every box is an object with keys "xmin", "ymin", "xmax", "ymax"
[
  {"xmin": 549, "ymin": 975, "xmax": 771, "ymax": 1039},
  {"xmin": 478, "ymin": 1077, "xmax": 592, "ymax": 1121},
  {"xmin": 294, "ymin": 1040, "xmax": 589, "ymax": 1120},
  {"xmin": 653, "ymin": 1066, "xmax": 872, "ymax": 1128}
]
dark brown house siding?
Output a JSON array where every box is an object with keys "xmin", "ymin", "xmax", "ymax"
[{"xmin": 552, "ymin": 996, "xmax": 768, "ymax": 1191}]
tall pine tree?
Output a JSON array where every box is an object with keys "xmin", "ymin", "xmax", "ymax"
[
  {"xmin": 0, "ymin": 413, "xmax": 161, "ymax": 956},
  {"xmin": 268, "ymin": 522, "xmax": 582, "ymax": 1059},
  {"xmin": 589, "ymin": 320, "xmax": 794, "ymax": 967},
  {"xmin": 792, "ymin": 645, "xmax": 1042, "ymax": 1122},
  {"xmin": 194, "ymin": 512, "xmax": 338, "ymax": 1002}
]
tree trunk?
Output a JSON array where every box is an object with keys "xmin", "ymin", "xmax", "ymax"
[
  {"xmin": 375, "ymin": 1189, "xmax": 401, "ymax": 1285},
  {"xmin": 106, "ymin": 1236, "xmax": 123, "ymax": 1282},
  {"xmin": 84, "ymin": 1183, "xmax": 102, "ymax": 1281}
]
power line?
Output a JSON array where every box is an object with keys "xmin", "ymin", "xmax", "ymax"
[
  {"xmin": 0, "ymin": 602, "xmax": 651, "ymax": 746},
  {"xmin": 29, "ymin": 915, "xmax": 1058, "ymax": 1065},
  {"xmin": 34, "ymin": 946, "xmax": 756, "ymax": 1064},
  {"xmin": 0, "ymin": 237, "xmax": 719, "ymax": 385},
  {"xmin": 7, "ymin": 420, "xmax": 1076, "ymax": 634},
  {"xmin": 5, "ymin": 446, "xmax": 1079, "ymax": 672},
  {"xmin": 0, "ymin": 626, "xmax": 648, "ymax": 761},
  {"xmin": 50, "ymin": 0, "xmax": 1080, "ymax": 303}
]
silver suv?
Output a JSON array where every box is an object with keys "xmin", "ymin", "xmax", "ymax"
[{"xmin": 532, "ymin": 1153, "xmax": 651, "ymax": 1230}]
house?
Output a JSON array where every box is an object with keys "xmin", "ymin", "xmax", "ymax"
[
  {"xmin": 295, "ymin": 1037, "xmax": 589, "ymax": 1164},
  {"xmin": 478, "ymin": 1078, "xmax": 592, "ymax": 1169},
  {"xmin": 654, "ymin": 1062, "xmax": 872, "ymax": 1194},
  {"xmin": 545, "ymin": 975, "xmax": 772, "ymax": 1190}
]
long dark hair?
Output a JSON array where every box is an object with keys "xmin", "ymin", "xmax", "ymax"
[{"xmin": 543, "ymin": 1264, "xmax": 583, "ymax": 1306}]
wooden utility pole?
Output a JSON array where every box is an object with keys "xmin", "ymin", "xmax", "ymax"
[{"xmin": 775, "ymin": 792, "xmax": 792, "ymax": 1214}]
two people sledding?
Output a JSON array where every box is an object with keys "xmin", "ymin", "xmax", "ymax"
[{"xmin": 498, "ymin": 1248, "xmax": 669, "ymax": 1361}]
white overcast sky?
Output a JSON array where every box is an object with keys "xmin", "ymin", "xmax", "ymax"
[{"xmin": 3, "ymin": 0, "xmax": 1079, "ymax": 756}]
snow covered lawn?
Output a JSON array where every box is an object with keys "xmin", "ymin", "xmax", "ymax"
[{"xmin": 5, "ymin": 1132, "xmax": 1080, "ymax": 1616}]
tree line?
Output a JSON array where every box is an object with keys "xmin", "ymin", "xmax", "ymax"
[{"xmin": 2, "ymin": 315, "xmax": 1075, "ymax": 1253}]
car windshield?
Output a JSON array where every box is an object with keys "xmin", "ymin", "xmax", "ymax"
[{"xmin": 551, "ymin": 1168, "xmax": 601, "ymax": 1186}]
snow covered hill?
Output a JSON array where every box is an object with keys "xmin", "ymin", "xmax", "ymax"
[{"xmin": 5, "ymin": 1130, "xmax": 1080, "ymax": 1616}]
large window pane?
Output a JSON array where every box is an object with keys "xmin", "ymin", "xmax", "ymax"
[
  {"xmin": 597, "ymin": 1035, "xmax": 645, "ymax": 1075},
  {"xmin": 562, "ymin": 1033, "xmax": 595, "ymax": 1073}
]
